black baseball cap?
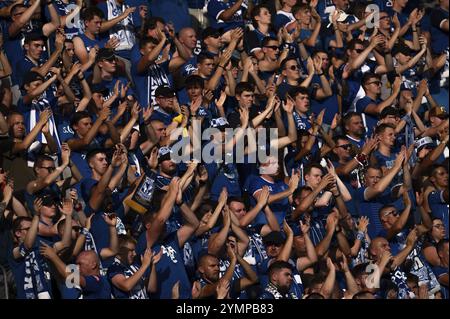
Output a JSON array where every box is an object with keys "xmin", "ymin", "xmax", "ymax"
[
  {"xmin": 201, "ymin": 27, "xmax": 222, "ymax": 40},
  {"xmin": 262, "ymin": 231, "xmax": 286, "ymax": 246},
  {"xmin": 22, "ymin": 71, "xmax": 44, "ymax": 89},
  {"xmin": 96, "ymin": 48, "xmax": 116, "ymax": 62},
  {"xmin": 155, "ymin": 85, "xmax": 176, "ymax": 98}
]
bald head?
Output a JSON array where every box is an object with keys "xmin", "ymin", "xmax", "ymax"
[
  {"xmin": 178, "ymin": 27, "xmax": 197, "ymax": 50},
  {"xmin": 76, "ymin": 251, "xmax": 100, "ymax": 276}
]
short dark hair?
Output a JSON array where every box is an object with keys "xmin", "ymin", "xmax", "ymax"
[
  {"xmin": 430, "ymin": 164, "xmax": 448, "ymax": 177},
  {"xmin": 185, "ymin": 75, "xmax": 205, "ymax": 89},
  {"xmin": 261, "ymin": 36, "xmax": 278, "ymax": 48},
  {"xmin": 362, "ymin": 72, "xmax": 381, "ymax": 87},
  {"xmin": 139, "ymin": 36, "xmax": 159, "ymax": 48},
  {"xmin": 142, "ymin": 17, "xmax": 166, "ymax": 34},
  {"xmin": 287, "ymin": 86, "xmax": 309, "ymax": 100},
  {"xmin": 34, "ymin": 154, "xmax": 55, "ymax": 170},
  {"xmin": 86, "ymin": 148, "xmax": 106, "ymax": 163},
  {"xmin": 81, "ymin": 7, "xmax": 104, "ymax": 22},
  {"xmin": 304, "ymin": 163, "xmax": 323, "ymax": 176},
  {"xmin": 197, "ymin": 53, "xmax": 215, "ymax": 64},
  {"xmin": 268, "ymin": 260, "xmax": 293, "ymax": 277},
  {"xmin": 70, "ymin": 111, "xmax": 91, "ymax": 128},
  {"xmin": 333, "ymin": 135, "xmax": 349, "ymax": 145},
  {"xmin": 305, "ymin": 292, "xmax": 325, "ymax": 299},
  {"xmin": 375, "ymin": 123, "xmax": 395, "ymax": 135},
  {"xmin": 198, "ymin": 253, "xmax": 219, "ymax": 267},
  {"xmin": 347, "ymin": 39, "xmax": 365, "ymax": 52},
  {"xmin": 235, "ymin": 82, "xmax": 255, "ymax": 96},
  {"xmin": 12, "ymin": 217, "xmax": 32, "ymax": 236},
  {"xmin": 280, "ymin": 56, "xmax": 297, "ymax": 71},
  {"xmin": 292, "ymin": 3, "xmax": 310, "ymax": 16},
  {"xmin": 343, "ymin": 111, "xmax": 361, "ymax": 129},
  {"xmin": 251, "ymin": 4, "xmax": 271, "ymax": 26}
]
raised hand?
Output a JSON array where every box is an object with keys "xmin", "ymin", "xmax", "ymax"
[
  {"xmin": 238, "ymin": 106, "xmax": 249, "ymax": 128},
  {"xmin": 141, "ymin": 248, "xmax": 153, "ymax": 267},
  {"xmin": 143, "ymin": 105, "xmax": 154, "ymax": 123},
  {"xmin": 218, "ymin": 187, "xmax": 228, "ymax": 204},
  {"xmin": 299, "ymin": 220, "xmax": 310, "ymax": 235},
  {"xmin": 215, "ymin": 90, "xmax": 227, "ymax": 109},
  {"xmin": 131, "ymin": 102, "xmax": 141, "ymax": 120},
  {"xmin": 102, "ymin": 213, "xmax": 118, "ymax": 227},
  {"xmin": 60, "ymin": 198, "xmax": 73, "ymax": 216},
  {"xmin": 283, "ymin": 95, "xmax": 295, "ymax": 114},
  {"xmin": 33, "ymin": 197, "xmax": 43, "ymax": 215},
  {"xmin": 216, "ymin": 279, "xmax": 230, "ymax": 299},
  {"xmin": 105, "ymin": 36, "xmax": 120, "ymax": 49},
  {"xmin": 357, "ymin": 216, "xmax": 369, "ymax": 233},
  {"xmin": 258, "ymin": 185, "xmax": 270, "ymax": 207},
  {"xmin": 283, "ymin": 219, "xmax": 293, "ymax": 237},
  {"xmin": 40, "ymin": 242, "xmax": 57, "ymax": 259},
  {"xmin": 61, "ymin": 143, "xmax": 71, "ymax": 165}
]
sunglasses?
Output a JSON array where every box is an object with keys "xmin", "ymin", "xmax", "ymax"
[
  {"xmin": 288, "ymin": 65, "xmax": 299, "ymax": 71},
  {"xmin": 209, "ymin": 34, "xmax": 221, "ymax": 39},
  {"xmin": 40, "ymin": 166, "xmax": 56, "ymax": 172},
  {"xmin": 382, "ymin": 210, "xmax": 396, "ymax": 217},
  {"xmin": 337, "ymin": 144, "xmax": 352, "ymax": 150},
  {"xmin": 367, "ymin": 81, "xmax": 382, "ymax": 86},
  {"xmin": 354, "ymin": 49, "xmax": 364, "ymax": 54},
  {"xmin": 265, "ymin": 45, "xmax": 279, "ymax": 50},
  {"xmin": 72, "ymin": 226, "xmax": 82, "ymax": 232}
]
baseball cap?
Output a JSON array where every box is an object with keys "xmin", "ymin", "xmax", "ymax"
[
  {"xmin": 158, "ymin": 146, "xmax": 173, "ymax": 163},
  {"xmin": 22, "ymin": 71, "xmax": 44, "ymax": 89},
  {"xmin": 415, "ymin": 136, "xmax": 435, "ymax": 151},
  {"xmin": 155, "ymin": 85, "xmax": 176, "ymax": 98},
  {"xmin": 201, "ymin": 27, "xmax": 222, "ymax": 40},
  {"xmin": 262, "ymin": 231, "xmax": 286, "ymax": 246},
  {"xmin": 210, "ymin": 117, "xmax": 230, "ymax": 131},
  {"xmin": 429, "ymin": 106, "xmax": 448, "ymax": 119},
  {"xmin": 96, "ymin": 48, "xmax": 116, "ymax": 62}
]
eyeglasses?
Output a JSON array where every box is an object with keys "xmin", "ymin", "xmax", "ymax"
[
  {"xmin": 40, "ymin": 166, "xmax": 56, "ymax": 172},
  {"xmin": 288, "ymin": 65, "xmax": 299, "ymax": 71},
  {"xmin": 367, "ymin": 81, "xmax": 382, "ymax": 86},
  {"xmin": 265, "ymin": 45, "xmax": 279, "ymax": 51},
  {"xmin": 337, "ymin": 144, "xmax": 352, "ymax": 150}
]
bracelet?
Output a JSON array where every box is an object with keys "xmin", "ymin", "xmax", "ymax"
[
  {"xmin": 356, "ymin": 231, "xmax": 365, "ymax": 241},
  {"xmin": 218, "ymin": 65, "xmax": 225, "ymax": 69}
]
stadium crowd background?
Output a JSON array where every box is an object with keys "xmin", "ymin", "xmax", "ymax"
[{"xmin": 0, "ymin": 0, "xmax": 448, "ymax": 299}]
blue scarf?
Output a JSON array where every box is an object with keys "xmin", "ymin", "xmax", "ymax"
[{"xmin": 19, "ymin": 243, "xmax": 52, "ymax": 299}]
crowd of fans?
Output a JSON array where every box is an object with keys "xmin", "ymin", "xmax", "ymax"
[{"xmin": 0, "ymin": 0, "xmax": 448, "ymax": 300}]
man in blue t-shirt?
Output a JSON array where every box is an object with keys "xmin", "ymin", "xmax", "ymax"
[
  {"xmin": 355, "ymin": 155, "xmax": 410, "ymax": 239},
  {"xmin": 355, "ymin": 73, "xmax": 401, "ymax": 137}
]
